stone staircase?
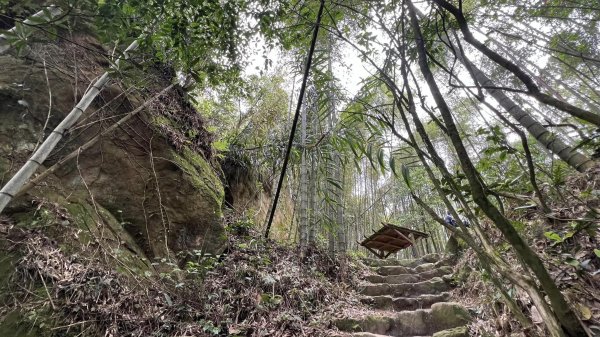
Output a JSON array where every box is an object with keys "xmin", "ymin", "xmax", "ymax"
[{"xmin": 333, "ymin": 254, "xmax": 470, "ymax": 337}]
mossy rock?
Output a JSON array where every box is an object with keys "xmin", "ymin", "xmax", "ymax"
[
  {"xmin": 432, "ymin": 326, "xmax": 469, "ymax": 337},
  {"xmin": 1, "ymin": 46, "xmax": 228, "ymax": 260},
  {"xmin": 431, "ymin": 302, "xmax": 472, "ymax": 331},
  {"xmin": 172, "ymin": 146, "xmax": 224, "ymax": 212},
  {"xmin": 5, "ymin": 190, "xmax": 150, "ymax": 277},
  {"xmin": 335, "ymin": 317, "xmax": 363, "ymax": 332},
  {"xmin": 62, "ymin": 200, "xmax": 150, "ymax": 275},
  {"xmin": 0, "ymin": 199, "xmax": 151, "ymax": 336},
  {"xmin": 393, "ymin": 310, "xmax": 429, "ymax": 335}
]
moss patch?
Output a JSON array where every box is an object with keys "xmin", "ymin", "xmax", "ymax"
[
  {"xmin": 171, "ymin": 146, "xmax": 224, "ymax": 213},
  {"xmin": 150, "ymin": 115, "xmax": 176, "ymax": 129},
  {"xmin": 62, "ymin": 201, "xmax": 150, "ymax": 275}
]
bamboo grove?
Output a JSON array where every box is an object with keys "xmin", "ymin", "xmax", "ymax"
[{"xmin": 1, "ymin": 1, "xmax": 598, "ymax": 336}]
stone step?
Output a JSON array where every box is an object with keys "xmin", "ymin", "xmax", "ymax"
[
  {"xmin": 363, "ymin": 253, "xmax": 443, "ymax": 268},
  {"xmin": 340, "ymin": 333, "xmax": 430, "ymax": 337},
  {"xmin": 366, "ymin": 266, "xmax": 453, "ymax": 284},
  {"xmin": 366, "ymin": 273, "xmax": 420, "ymax": 284},
  {"xmin": 343, "ymin": 333, "xmax": 397, "ymax": 337},
  {"xmin": 376, "ymin": 261, "xmax": 444, "ymax": 276},
  {"xmin": 376, "ymin": 265, "xmax": 414, "ymax": 276},
  {"xmin": 333, "ymin": 326, "xmax": 467, "ymax": 337},
  {"xmin": 334, "ymin": 302, "xmax": 471, "ymax": 337},
  {"xmin": 361, "ymin": 293, "xmax": 450, "ymax": 311},
  {"xmin": 360, "ymin": 277, "xmax": 451, "ymax": 297},
  {"xmin": 378, "ymin": 260, "xmax": 454, "ymax": 275}
]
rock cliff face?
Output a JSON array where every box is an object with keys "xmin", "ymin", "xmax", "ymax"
[
  {"xmin": 0, "ymin": 21, "xmax": 231, "ymax": 337},
  {"xmin": 0, "ymin": 34, "xmax": 226, "ymax": 260},
  {"xmin": 222, "ymin": 154, "xmax": 294, "ymax": 238}
]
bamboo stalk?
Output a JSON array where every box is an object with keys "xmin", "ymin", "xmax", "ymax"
[
  {"xmin": 439, "ymin": 31, "xmax": 595, "ymax": 173},
  {"xmin": 15, "ymin": 84, "xmax": 175, "ymax": 198},
  {"xmin": 463, "ymin": 53, "xmax": 594, "ymax": 172},
  {"xmin": 0, "ymin": 39, "xmax": 140, "ymax": 213}
]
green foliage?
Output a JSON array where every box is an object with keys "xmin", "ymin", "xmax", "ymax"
[
  {"xmin": 94, "ymin": 0, "xmax": 288, "ymax": 87},
  {"xmin": 226, "ymin": 217, "xmax": 256, "ymax": 237},
  {"xmin": 201, "ymin": 74, "xmax": 289, "ymax": 170},
  {"xmin": 401, "ymin": 164, "xmax": 412, "ymax": 190},
  {"xmin": 544, "ymin": 230, "xmax": 573, "ymax": 246},
  {"xmin": 543, "ymin": 220, "xmax": 598, "ymax": 246},
  {"xmin": 551, "ymin": 161, "xmax": 570, "ymax": 187},
  {"xmin": 211, "ymin": 138, "xmax": 229, "ymax": 155},
  {"xmin": 184, "ymin": 251, "xmax": 222, "ymax": 275},
  {"xmin": 260, "ymin": 293, "xmax": 283, "ymax": 309},
  {"xmin": 511, "ymin": 220, "xmax": 526, "ymax": 233},
  {"xmin": 2, "ymin": 0, "xmax": 292, "ymax": 90},
  {"xmin": 0, "ymin": 4, "xmax": 63, "ymax": 56},
  {"xmin": 346, "ymin": 249, "xmax": 367, "ymax": 260},
  {"xmin": 198, "ymin": 319, "xmax": 221, "ymax": 335}
]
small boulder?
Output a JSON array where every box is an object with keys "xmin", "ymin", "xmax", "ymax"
[{"xmin": 430, "ymin": 302, "xmax": 471, "ymax": 331}]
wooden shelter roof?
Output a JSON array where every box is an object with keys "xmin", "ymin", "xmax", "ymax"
[{"xmin": 360, "ymin": 223, "xmax": 428, "ymax": 259}]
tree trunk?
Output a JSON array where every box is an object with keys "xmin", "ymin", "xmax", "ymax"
[
  {"xmin": 487, "ymin": 34, "xmax": 600, "ymax": 114},
  {"xmin": 299, "ymin": 98, "xmax": 309, "ymax": 251},
  {"xmin": 449, "ymin": 36, "xmax": 595, "ymax": 172},
  {"xmin": 335, "ymin": 156, "xmax": 346, "ymax": 253},
  {"xmin": 407, "ymin": 3, "xmax": 587, "ymax": 335},
  {"xmin": 431, "ymin": 0, "xmax": 600, "ymax": 127}
]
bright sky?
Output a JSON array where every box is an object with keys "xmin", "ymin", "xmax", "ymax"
[
  {"xmin": 243, "ymin": 36, "xmax": 374, "ymax": 100},
  {"xmin": 241, "ymin": 5, "xmax": 562, "ymax": 157}
]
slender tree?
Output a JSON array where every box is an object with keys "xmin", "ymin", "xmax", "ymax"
[
  {"xmin": 406, "ymin": 1, "xmax": 587, "ymax": 335},
  {"xmin": 442, "ymin": 31, "xmax": 595, "ymax": 172},
  {"xmin": 431, "ymin": 0, "xmax": 600, "ymax": 127}
]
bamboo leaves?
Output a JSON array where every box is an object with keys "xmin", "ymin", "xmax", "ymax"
[
  {"xmin": 401, "ymin": 164, "xmax": 412, "ymax": 190},
  {"xmin": 0, "ymin": 5, "xmax": 63, "ymax": 55}
]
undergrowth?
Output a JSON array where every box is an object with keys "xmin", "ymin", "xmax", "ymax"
[
  {"xmin": 451, "ymin": 165, "xmax": 600, "ymax": 336},
  {"xmin": 0, "ymin": 214, "xmax": 364, "ymax": 336}
]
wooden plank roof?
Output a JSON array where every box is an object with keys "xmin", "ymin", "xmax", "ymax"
[{"xmin": 359, "ymin": 223, "xmax": 428, "ymax": 259}]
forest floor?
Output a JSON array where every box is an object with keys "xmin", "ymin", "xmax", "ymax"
[
  {"xmin": 450, "ymin": 165, "xmax": 600, "ymax": 336},
  {"xmin": 1, "ymin": 213, "xmax": 369, "ymax": 337},
  {"xmin": 4, "ymin": 212, "xmax": 596, "ymax": 337},
  {"xmin": 1, "ymin": 166, "xmax": 599, "ymax": 336}
]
